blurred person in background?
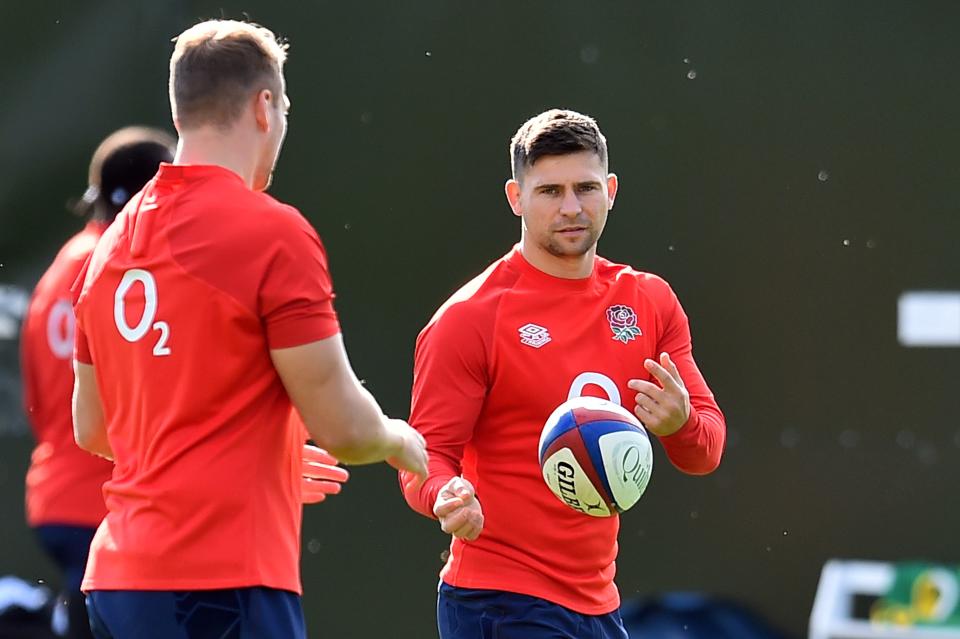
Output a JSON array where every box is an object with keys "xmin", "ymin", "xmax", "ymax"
[
  {"xmin": 71, "ymin": 19, "xmax": 426, "ymax": 639},
  {"xmin": 20, "ymin": 126, "xmax": 176, "ymax": 639},
  {"xmin": 400, "ymin": 109, "xmax": 726, "ymax": 639}
]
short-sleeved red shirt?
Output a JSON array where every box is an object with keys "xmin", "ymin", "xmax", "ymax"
[
  {"xmin": 21, "ymin": 222, "xmax": 112, "ymax": 528},
  {"xmin": 74, "ymin": 164, "xmax": 340, "ymax": 593},
  {"xmin": 401, "ymin": 246, "xmax": 726, "ymax": 614}
]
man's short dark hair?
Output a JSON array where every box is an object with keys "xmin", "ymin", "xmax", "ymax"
[
  {"xmin": 75, "ymin": 126, "xmax": 175, "ymax": 221},
  {"xmin": 510, "ymin": 109, "xmax": 608, "ymax": 181}
]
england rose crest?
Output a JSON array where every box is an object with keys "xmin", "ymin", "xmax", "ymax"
[{"xmin": 606, "ymin": 305, "xmax": 642, "ymax": 343}]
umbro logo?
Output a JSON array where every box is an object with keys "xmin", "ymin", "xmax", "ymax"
[{"xmin": 518, "ymin": 323, "xmax": 551, "ymax": 349}]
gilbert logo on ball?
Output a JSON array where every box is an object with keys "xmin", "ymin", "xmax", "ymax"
[{"xmin": 538, "ymin": 396, "xmax": 653, "ymax": 517}]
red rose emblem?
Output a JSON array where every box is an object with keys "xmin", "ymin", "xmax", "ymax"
[
  {"xmin": 607, "ymin": 305, "xmax": 637, "ymax": 329},
  {"xmin": 607, "ymin": 305, "xmax": 642, "ymax": 343}
]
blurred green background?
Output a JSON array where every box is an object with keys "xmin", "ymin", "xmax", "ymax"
[{"xmin": 1, "ymin": 1, "xmax": 958, "ymax": 636}]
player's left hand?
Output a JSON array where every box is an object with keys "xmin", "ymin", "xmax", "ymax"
[
  {"xmin": 300, "ymin": 444, "xmax": 350, "ymax": 504},
  {"xmin": 627, "ymin": 352, "xmax": 690, "ymax": 437}
]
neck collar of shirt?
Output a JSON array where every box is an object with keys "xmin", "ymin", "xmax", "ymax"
[
  {"xmin": 155, "ymin": 163, "xmax": 247, "ymax": 187},
  {"xmin": 506, "ymin": 244, "xmax": 599, "ymax": 290}
]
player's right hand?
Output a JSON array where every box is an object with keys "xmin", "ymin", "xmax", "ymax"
[
  {"xmin": 300, "ymin": 444, "xmax": 350, "ymax": 505},
  {"xmin": 384, "ymin": 418, "xmax": 429, "ymax": 484},
  {"xmin": 434, "ymin": 476, "xmax": 484, "ymax": 542}
]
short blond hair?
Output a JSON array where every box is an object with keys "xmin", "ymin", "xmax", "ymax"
[{"xmin": 169, "ymin": 20, "xmax": 288, "ymax": 129}]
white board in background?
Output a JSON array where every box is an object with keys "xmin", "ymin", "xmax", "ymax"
[{"xmin": 898, "ymin": 291, "xmax": 960, "ymax": 347}]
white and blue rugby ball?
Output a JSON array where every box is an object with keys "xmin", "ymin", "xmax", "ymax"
[{"xmin": 538, "ymin": 396, "xmax": 653, "ymax": 517}]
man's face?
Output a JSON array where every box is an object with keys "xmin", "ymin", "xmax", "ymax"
[
  {"xmin": 507, "ymin": 151, "xmax": 618, "ymax": 262},
  {"xmin": 253, "ymin": 75, "xmax": 289, "ymax": 192}
]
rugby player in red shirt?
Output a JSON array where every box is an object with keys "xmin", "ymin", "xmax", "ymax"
[
  {"xmin": 21, "ymin": 126, "xmax": 174, "ymax": 639},
  {"xmin": 71, "ymin": 20, "xmax": 427, "ymax": 639},
  {"xmin": 400, "ymin": 109, "xmax": 726, "ymax": 639}
]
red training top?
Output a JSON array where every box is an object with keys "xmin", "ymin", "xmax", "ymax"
[
  {"xmin": 401, "ymin": 246, "xmax": 725, "ymax": 614},
  {"xmin": 74, "ymin": 164, "xmax": 340, "ymax": 593},
  {"xmin": 22, "ymin": 221, "xmax": 112, "ymax": 528}
]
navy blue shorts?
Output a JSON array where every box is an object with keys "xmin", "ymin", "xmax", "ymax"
[
  {"xmin": 33, "ymin": 524, "xmax": 98, "ymax": 592},
  {"xmin": 35, "ymin": 524, "xmax": 99, "ymax": 638},
  {"xmin": 86, "ymin": 587, "xmax": 305, "ymax": 639},
  {"xmin": 438, "ymin": 582, "xmax": 629, "ymax": 639}
]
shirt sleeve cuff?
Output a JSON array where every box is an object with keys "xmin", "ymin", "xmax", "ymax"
[
  {"xmin": 401, "ymin": 472, "xmax": 454, "ymax": 520},
  {"xmin": 660, "ymin": 405, "xmax": 700, "ymax": 443}
]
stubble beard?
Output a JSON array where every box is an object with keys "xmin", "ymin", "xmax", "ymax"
[{"xmin": 543, "ymin": 226, "xmax": 599, "ymax": 258}]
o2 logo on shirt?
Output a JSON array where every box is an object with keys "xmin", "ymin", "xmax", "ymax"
[
  {"xmin": 113, "ymin": 269, "xmax": 171, "ymax": 356},
  {"xmin": 567, "ymin": 371, "xmax": 621, "ymax": 405},
  {"xmin": 46, "ymin": 299, "xmax": 75, "ymax": 360}
]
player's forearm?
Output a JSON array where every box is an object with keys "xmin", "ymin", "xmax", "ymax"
[
  {"xmin": 664, "ymin": 354, "xmax": 726, "ymax": 474},
  {"xmin": 272, "ymin": 337, "xmax": 404, "ymax": 465},
  {"xmin": 400, "ymin": 450, "xmax": 461, "ymax": 518},
  {"xmin": 401, "ymin": 473, "xmax": 447, "ymax": 519},
  {"xmin": 74, "ymin": 426, "xmax": 114, "ymax": 460},
  {"xmin": 73, "ymin": 402, "xmax": 114, "ymax": 459},
  {"xmin": 301, "ymin": 382, "xmax": 401, "ymax": 465},
  {"xmin": 72, "ymin": 361, "xmax": 114, "ymax": 460},
  {"xmin": 656, "ymin": 311, "xmax": 726, "ymax": 473},
  {"xmin": 659, "ymin": 404, "xmax": 725, "ymax": 474}
]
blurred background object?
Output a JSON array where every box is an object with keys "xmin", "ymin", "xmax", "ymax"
[
  {"xmin": 0, "ymin": 575, "xmax": 58, "ymax": 639},
  {"xmin": 622, "ymin": 592, "xmax": 794, "ymax": 638},
  {"xmin": 810, "ymin": 560, "xmax": 960, "ymax": 639}
]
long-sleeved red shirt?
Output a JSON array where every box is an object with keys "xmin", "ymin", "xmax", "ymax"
[
  {"xmin": 22, "ymin": 221, "xmax": 113, "ymax": 528},
  {"xmin": 401, "ymin": 246, "xmax": 725, "ymax": 614}
]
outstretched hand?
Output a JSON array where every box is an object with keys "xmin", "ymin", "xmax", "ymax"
[
  {"xmin": 626, "ymin": 352, "xmax": 690, "ymax": 437},
  {"xmin": 301, "ymin": 444, "xmax": 350, "ymax": 504}
]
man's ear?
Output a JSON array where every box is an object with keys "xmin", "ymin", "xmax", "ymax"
[
  {"xmin": 253, "ymin": 89, "xmax": 273, "ymax": 132},
  {"xmin": 505, "ymin": 179, "xmax": 522, "ymax": 217},
  {"xmin": 606, "ymin": 173, "xmax": 619, "ymax": 210}
]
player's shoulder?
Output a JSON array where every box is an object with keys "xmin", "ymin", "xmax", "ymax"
[
  {"xmin": 59, "ymin": 224, "xmax": 104, "ymax": 263},
  {"xmin": 223, "ymin": 189, "xmax": 308, "ymax": 229},
  {"xmin": 596, "ymin": 255, "xmax": 676, "ymax": 299},
  {"xmin": 29, "ymin": 228, "xmax": 93, "ymax": 303},
  {"xmin": 73, "ymin": 221, "xmax": 122, "ymax": 309},
  {"xmin": 86, "ymin": 216, "xmax": 124, "ymax": 265},
  {"xmin": 202, "ymin": 190, "xmax": 322, "ymax": 253},
  {"xmin": 423, "ymin": 255, "xmax": 519, "ymax": 333},
  {"xmin": 38, "ymin": 224, "xmax": 102, "ymax": 286},
  {"xmin": 269, "ymin": 200, "xmax": 321, "ymax": 242}
]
